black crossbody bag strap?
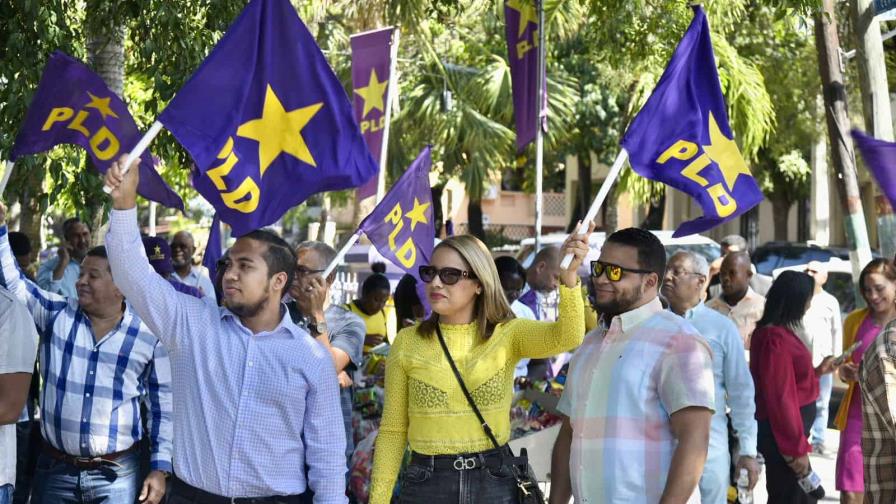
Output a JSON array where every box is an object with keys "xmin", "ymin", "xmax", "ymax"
[
  {"xmin": 434, "ymin": 325, "xmax": 500, "ymax": 448},
  {"xmin": 434, "ymin": 324, "xmax": 545, "ymax": 503}
]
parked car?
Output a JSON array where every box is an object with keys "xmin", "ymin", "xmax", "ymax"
[
  {"xmin": 517, "ymin": 230, "xmax": 722, "ymax": 279},
  {"xmin": 752, "ymin": 241, "xmax": 853, "ymax": 277}
]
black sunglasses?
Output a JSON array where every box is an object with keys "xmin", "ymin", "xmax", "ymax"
[
  {"xmin": 418, "ymin": 265, "xmax": 477, "ymax": 285},
  {"xmin": 590, "ymin": 260, "xmax": 653, "ymax": 282}
]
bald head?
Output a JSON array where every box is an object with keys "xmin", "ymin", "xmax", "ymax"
[
  {"xmin": 527, "ymin": 246, "xmax": 561, "ymax": 292},
  {"xmin": 171, "ymin": 230, "xmax": 196, "ymax": 272},
  {"xmin": 719, "ymin": 251, "xmax": 752, "ymax": 303}
]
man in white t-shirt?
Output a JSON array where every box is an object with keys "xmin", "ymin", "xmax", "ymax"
[{"xmin": 0, "ymin": 289, "xmax": 39, "ymax": 503}]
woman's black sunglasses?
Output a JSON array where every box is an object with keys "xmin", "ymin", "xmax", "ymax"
[{"xmin": 418, "ymin": 266, "xmax": 477, "ymax": 285}]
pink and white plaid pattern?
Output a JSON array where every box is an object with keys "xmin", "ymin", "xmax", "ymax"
[{"xmin": 557, "ymin": 297, "xmax": 715, "ymax": 503}]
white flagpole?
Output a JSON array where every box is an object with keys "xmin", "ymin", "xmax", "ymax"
[
  {"xmin": 102, "ymin": 120, "xmax": 164, "ymax": 193},
  {"xmin": 375, "ymin": 28, "xmax": 401, "ymax": 204},
  {"xmin": 0, "ymin": 161, "xmax": 14, "ymax": 198},
  {"xmin": 323, "ymin": 230, "xmax": 363, "ymax": 278},
  {"xmin": 559, "ymin": 149, "xmax": 629, "ymax": 269},
  {"xmin": 534, "ymin": 0, "xmax": 546, "ymax": 252}
]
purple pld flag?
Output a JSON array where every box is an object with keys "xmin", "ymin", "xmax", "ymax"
[
  {"xmin": 852, "ymin": 129, "xmax": 896, "ymax": 210},
  {"xmin": 158, "ymin": 0, "xmax": 377, "ymax": 236},
  {"xmin": 359, "ymin": 146, "xmax": 434, "ymax": 282},
  {"xmin": 10, "ymin": 51, "xmax": 184, "ymax": 211},
  {"xmin": 201, "ymin": 213, "xmax": 224, "ymax": 287},
  {"xmin": 505, "ymin": 0, "xmax": 546, "ymax": 152},
  {"xmin": 620, "ymin": 6, "xmax": 763, "ymax": 237},
  {"xmin": 351, "ymin": 27, "xmax": 394, "ymax": 200}
]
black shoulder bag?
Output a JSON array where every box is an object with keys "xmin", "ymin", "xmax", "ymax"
[{"xmin": 435, "ymin": 325, "xmax": 546, "ymax": 504}]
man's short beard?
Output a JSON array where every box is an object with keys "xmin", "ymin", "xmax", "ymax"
[
  {"xmin": 594, "ymin": 283, "xmax": 644, "ymax": 319},
  {"xmin": 225, "ymin": 280, "xmax": 273, "ymax": 318}
]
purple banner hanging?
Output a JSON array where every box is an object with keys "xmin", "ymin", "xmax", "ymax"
[
  {"xmin": 351, "ymin": 27, "xmax": 394, "ymax": 199},
  {"xmin": 505, "ymin": 0, "xmax": 546, "ymax": 152}
]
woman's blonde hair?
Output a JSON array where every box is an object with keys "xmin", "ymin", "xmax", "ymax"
[{"xmin": 419, "ymin": 235, "xmax": 515, "ymax": 339}]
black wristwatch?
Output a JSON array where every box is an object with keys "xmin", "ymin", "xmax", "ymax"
[{"xmin": 308, "ymin": 319, "xmax": 329, "ymax": 336}]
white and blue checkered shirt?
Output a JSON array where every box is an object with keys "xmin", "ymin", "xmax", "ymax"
[
  {"xmin": 106, "ymin": 208, "xmax": 347, "ymax": 501},
  {"xmin": 0, "ymin": 225, "xmax": 173, "ymax": 472}
]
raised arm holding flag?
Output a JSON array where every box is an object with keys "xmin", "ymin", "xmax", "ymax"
[{"xmin": 561, "ymin": 5, "xmax": 764, "ymax": 269}]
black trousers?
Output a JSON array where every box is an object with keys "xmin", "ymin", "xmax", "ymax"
[{"xmin": 758, "ymin": 402, "xmax": 819, "ymax": 503}]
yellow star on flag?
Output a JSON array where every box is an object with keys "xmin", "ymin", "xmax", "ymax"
[
  {"xmin": 85, "ymin": 92, "xmax": 118, "ymax": 120},
  {"xmin": 506, "ymin": 0, "xmax": 538, "ymax": 38},
  {"xmin": 404, "ymin": 197, "xmax": 431, "ymax": 231},
  {"xmin": 237, "ymin": 84, "xmax": 324, "ymax": 176},
  {"xmin": 353, "ymin": 69, "xmax": 389, "ymax": 118},
  {"xmin": 702, "ymin": 112, "xmax": 753, "ymax": 191}
]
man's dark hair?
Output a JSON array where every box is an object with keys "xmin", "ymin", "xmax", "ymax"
[
  {"xmin": 371, "ymin": 262, "xmax": 387, "ymax": 274},
  {"xmin": 8, "ymin": 232, "xmax": 31, "ymax": 257},
  {"xmin": 494, "ymin": 255, "xmax": 526, "ymax": 279},
  {"xmin": 86, "ymin": 245, "xmax": 108, "ymax": 260},
  {"xmin": 756, "ymin": 270, "xmax": 814, "ymax": 330},
  {"xmin": 62, "ymin": 217, "xmax": 86, "ymax": 239},
  {"xmin": 361, "ymin": 273, "xmax": 391, "ymax": 297},
  {"xmin": 605, "ymin": 228, "xmax": 666, "ymax": 279},
  {"xmin": 241, "ymin": 229, "xmax": 296, "ymax": 293}
]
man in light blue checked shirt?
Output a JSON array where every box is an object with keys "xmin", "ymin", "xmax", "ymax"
[
  {"xmin": 663, "ymin": 250, "xmax": 760, "ymax": 503},
  {"xmin": 104, "ymin": 158, "xmax": 348, "ymax": 503},
  {"xmin": 0, "ymin": 203, "xmax": 173, "ymax": 504}
]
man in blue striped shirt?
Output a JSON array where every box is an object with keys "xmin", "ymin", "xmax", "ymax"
[
  {"xmin": 0, "ymin": 204, "xmax": 173, "ymax": 504},
  {"xmin": 104, "ymin": 159, "xmax": 347, "ymax": 503}
]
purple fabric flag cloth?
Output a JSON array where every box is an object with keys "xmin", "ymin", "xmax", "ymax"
[
  {"xmin": 158, "ymin": 0, "xmax": 377, "ymax": 237},
  {"xmin": 852, "ymin": 129, "xmax": 896, "ymax": 210},
  {"xmin": 505, "ymin": 0, "xmax": 546, "ymax": 152},
  {"xmin": 620, "ymin": 6, "xmax": 763, "ymax": 237},
  {"xmin": 201, "ymin": 213, "xmax": 224, "ymax": 289},
  {"xmin": 10, "ymin": 51, "xmax": 184, "ymax": 211},
  {"xmin": 351, "ymin": 28, "xmax": 394, "ymax": 200},
  {"xmin": 359, "ymin": 146, "xmax": 434, "ymax": 283}
]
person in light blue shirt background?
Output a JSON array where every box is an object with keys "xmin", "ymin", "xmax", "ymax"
[
  {"xmin": 35, "ymin": 217, "xmax": 91, "ymax": 298},
  {"xmin": 663, "ymin": 250, "xmax": 761, "ymax": 503}
]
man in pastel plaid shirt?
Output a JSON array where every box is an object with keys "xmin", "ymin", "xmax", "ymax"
[
  {"xmin": 550, "ymin": 228, "xmax": 715, "ymax": 504},
  {"xmin": 0, "ymin": 204, "xmax": 172, "ymax": 504},
  {"xmin": 104, "ymin": 158, "xmax": 348, "ymax": 503}
]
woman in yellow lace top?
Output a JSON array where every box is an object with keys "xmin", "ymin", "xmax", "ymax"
[{"xmin": 369, "ymin": 226, "xmax": 593, "ymax": 504}]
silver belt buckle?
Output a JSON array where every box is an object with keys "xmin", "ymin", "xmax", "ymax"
[{"xmin": 453, "ymin": 456, "xmax": 477, "ymax": 470}]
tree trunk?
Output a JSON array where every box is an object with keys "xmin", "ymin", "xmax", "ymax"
[
  {"xmin": 815, "ymin": 0, "xmax": 873, "ymax": 286},
  {"xmin": 771, "ymin": 197, "xmax": 792, "ymax": 241},
  {"xmin": 86, "ymin": 19, "xmax": 126, "ymax": 241},
  {"xmin": 17, "ymin": 160, "xmax": 46, "ymax": 252},
  {"xmin": 639, "ymin": 192, "xmax": 666, "ymax": 229},
  {"xmin": 603, "ymin": 185, "xmax": 619, "ymax": 233},
  {"xmin": 467, "ymin": 198, "xmax": 485, "ymax": 241},
  {"xmin": 567, "ymin": 152, "xmax": 592, "ymax": 232}
]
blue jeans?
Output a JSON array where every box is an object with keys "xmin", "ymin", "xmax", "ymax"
[
  {"xmin": 30, "ymin": 450, "xmax": 139, "ymax": 504},
  {"xmin": 811, "ymin": 373, "xmax": 834, "ymax": 445},
  {"xmin": 0, "ymin": 484, "xmax": 14, "ymax": 504}
]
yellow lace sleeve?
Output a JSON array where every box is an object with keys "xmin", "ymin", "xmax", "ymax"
[
  {"xmin": 508, "ymin": 281, "xmax": 585, "ymax": 360},
  {"xmin": 369, "ymin": 326, "xmax": 412, "ymax": 504}
]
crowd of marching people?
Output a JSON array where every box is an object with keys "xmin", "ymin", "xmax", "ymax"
[{"xmin": 2, "ymin": 157, "xmax": 896, "ymax": 504}]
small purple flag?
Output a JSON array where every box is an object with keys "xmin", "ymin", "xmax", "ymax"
[
  {"xmin": 351, "ymin": 28, "xmax": 394, "ymax": 200},
  {"xmin": 158, "ymin": 0, "xmax": 377, "ymax": 237},
  {"xmin": 359, "ymin": 146, "xmax": 434, "ymax": 282},
  {"xmin": 620, "ymin": 6, "xmax": 763, "ymax": 237},
  {"xmin": 852, "ymin": 129, "xmax": 896, "ymax": 210},
  {"xmin": 201, "ymin": 213, "xmax": 224, "ymax": 286},
  {"xmin": 10, "ymin": 51, "xmax": 184, "ymax": 211},
  {"xmin": 505, "ymin": 0, "xmax": 546, "ymax": 152}
]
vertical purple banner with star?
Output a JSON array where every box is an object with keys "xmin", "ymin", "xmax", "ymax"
[
  {"xmin": 505, "ymin": 0, "xmax": 546, "ymax": 152},
  {"xmin": 351, "ymin": 28, "xmax": 394, "ymax": 200}
]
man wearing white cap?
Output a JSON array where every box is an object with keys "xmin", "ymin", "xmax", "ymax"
[{"xmin": 800, "ymin": 260, "xmax": 842, "ymax": 454}]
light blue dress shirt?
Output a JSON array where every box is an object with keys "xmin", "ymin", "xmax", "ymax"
[
  {"xmin": 36, "ymin": 255, "xmax": 80, "ymax": 298},
  {"xmin": 106, "ymin": 208, "xmax": 347, "ymax": 501}
]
